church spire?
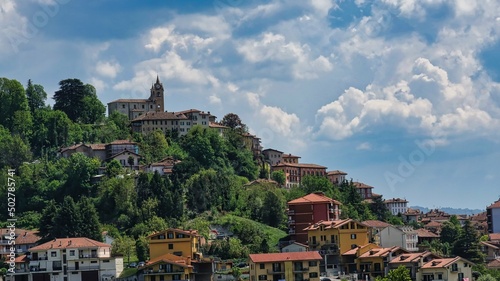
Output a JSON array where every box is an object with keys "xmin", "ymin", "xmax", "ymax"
[{"xmin": 156, "ymin": 75, "xmax": 160, "ymax": 84}]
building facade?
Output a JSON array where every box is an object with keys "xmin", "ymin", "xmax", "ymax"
[
  {"xmin": 379, "ymin": 226, "xmax": 418, "ymax": 252},
  {"xmin": 7, "ymin": 237, "xmax": 123, "ymax": 281},
  {"xmin": 326, "ymin": 170, "xmax": 347, "ymax": 186},
  {"xmin": 249, "ymin": 252, "xmax": 322, "ymax": 281},
  {"xmin": 130, "ymin": 110, "xmax": 216, "ymax": 136},
  {"xmin": 287, "ymin": 193, "xmax": 342, "ymax": 244},
  {"xmin": 262, "ymin": 149, "xmax": 284, "ymax": 166},
  {"xmin": 384, "ymin": 198, "xmax": 409, "ymax": 216},
  {"xmin": 107, "ymin": 76, "xmax": 165, "ymax": 120},
  {"xmin": 273, "ymin": 163, "xmax": 327, "ymax": 188},
  {"xmin": 487, "ymin": 199, "xmax": 500, "ymax": 233}
]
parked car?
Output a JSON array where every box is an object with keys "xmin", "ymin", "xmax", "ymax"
[
  {"xmin": 128, "ymin": 262, "xmax": 137, "ymax": 268},
  {"xmin": 138, "ymin": 261, "xmax": 145, "ymax": 267}
]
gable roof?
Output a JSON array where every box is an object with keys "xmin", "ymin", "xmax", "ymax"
[
  {"xmin": 262, "ymin": 148, "xmax": 284, "ymax": 154},
  {"xmin": 487, "ymin": 199, "xmax": 500, "ymax": 209},
  {"xmin": 109, "ymin": 139, "xmax": 136, "ymax": 145},
  {"xmin": 358, "ymin": 246, "xmax": 405, "ymax": 258},
  {"xmin": 487, "ymin": 258, "xmax": 500, "ymax": 268},
  {"xmin": 288, "ymin": 192, "xmax": 341, "ymax": 205},
  {"xmin": 15, "ymin": 230, "xmax": 41, "ymax": 245},
  {"xmin": 489, "ymin": 233, "xmax": 500, "ymax": 241},
  {"xmin": 416, "ymin": 228, "xmax": 440, "ymax": 238},
  {"xmin": 352, "ymin": 182, "xmax": 373, "ymax": 189},
  {"xmin": 421, "ymin": 256, "xmax": 473, "ymax": 269},
  {"xmin": 145, "ymin": 253, "xmax": 193, "ymax": 268},
  {"xmin": 147, "ymin": 228, "xmax": 199, "ymax": 239},
  {"xmin": 249, "ymin": 251, "xmax": 321, "ymax": 263},
  {"xmin": 131, "ymin": 111, "xmax": 188, "ymax": 122},
  {"xmin": 389, "ymin": 251, "xmax": 439, "ymax": 264},
  {"xmin": 107, "ymin": 150, "xmax": 142, "ymax": 160},
  {"xmin": 362, "ymin": 220, "xmax": 391, "ymax": 229},
  {"xmin": 29, "ymin": 238, "xmax": 110, "ymax": 251},
  {"xmin": 327, "ymin": 170, "xmax": 347, "ymax": 176},
  {"xmin": 303, "ymin": 219, "xmax": 367, "ymax": 231}
]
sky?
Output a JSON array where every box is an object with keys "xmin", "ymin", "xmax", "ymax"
[{"xmin": 1, "ymin": 0, "xmax": 500, "ymax": 210}]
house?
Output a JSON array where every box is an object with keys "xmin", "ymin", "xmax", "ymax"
[
  {"xmin": 388, "ymin": 251, "xmax": 440, "ymax": 280},
  {"xmin": 107, "ymin": 150, "xmax": 142, "ymax": 170},
  {"xmin": 487, "ymin": 199, "xmax": 500, "ymax": 233},
  {"xmin": 403, "ymin": 208, "xmax": 422, "ymax": 223},
  {"xmin": 326, "ymin": 170, "xmax": 347, "ymax": 186},
  {"xmin": 355, "ymin": 246, "xmax": 408, "ymax": 279},
  {"xmin": 304, "ymin": 219, "xmax": 370, "ymax": 276},
  {"xmin": 423, "ymin": 221, "xmax": 443, "ymax": 235},
  {"xmin": 242, "ymin": 133, "xmax": 263, "ymax": 159},
  {"xmin": 148, "ymin": 229, "xmax": 202, "ymax": 260},
  {"xmin": 248, "ymin": 252, "xmax": 322, "ymax": 281},
  {"xmin": 209, "ymin": 122, "xmax": 229, "ymax": 136},
  {"xmin": 489, "ymin": 233, "xmax": 500, "ymax": 244},
  {"xmin": 273, "ymin": 163, "xmax": 328, "ymax": 188},
  {"xmin": 107, "ymin": 76, "xmax": 165, "ymax": 120},
  {"xmin": 130, "ymin": 110, "xmax": 216, "ymax": 136},
  {"xmin": 287, "ymin": 192, "xmax": 342, "ymax": 244},
  {"xmin": 352, "ymin": 182, "xmax": 374, "ymax": 200},
  {"xmin": 470, "ymin": 212, "xmax": 489, "ymax": 235},
  {"xmin": 480, "ymin": 241, "xmax": 500, "ymax": 262},
  {"xmin": 142, "ymin": 157, "xmax": 181, "ymax": 175},
  {"xmin": 262, "ymin": 149, "xmax": 284, "ymax": 166},
  {"xmin": 0, "ymin": 229, "xmax": 40, "ymax": 260},
  {"xmin": 420, "ymin": 209, "xmax": 451, "ymax": 225},
  {"xmin": 8, "ymin": 237, "xmax": 123, "ymax": 281},
  {"xmin": 419, "ymin": 256, "xmax": 474, "ymax": 281},
  {"xmin": 59, "ymin": 143, "xmax": 107, "ymax": 161},
  {"xmin": 141, "ymin": 253, "xmax": 194, "ymax": 281},
  {"xmin": 361, "ymin": 220, "xmax": 391, "ymax": 245},
  {"xmin": 281, "ymin": 242, "xmax": 309, "ymax": 253},
  {"xmin": 341, "ymin": 243, "xmax": 380, "ymax": 275},
  {"xmin": 379, "ymin": 225, "xmax": 418, "ymax": 252},
  {"xmin": 487, "ymin": 258, "xmax": 500, "ymax": 270},
  {"xmin": 384, "ymin": 198, "xmax": 409, "ymax": 216},
  {"xmin": 415, "ymin": 228, "xmax": 440, "ymax": 250}
]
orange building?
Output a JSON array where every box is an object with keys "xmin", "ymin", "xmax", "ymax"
[{"xmin": 273, "ymin": 163, "xmax": 327, "ymax": 188}]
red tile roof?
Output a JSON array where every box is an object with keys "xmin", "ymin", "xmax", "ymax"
[
  {"xmin": 416, "ymin": 228, "xmax": 440, "ymax": 238},
  {"xmin": 487, "ymin": 199, "xmax": 500, "ymax": 209},
  {"xmin": 424, "ymin": 221, "xmax": 443, "ymax": 228},
  {"xmin": 404, "ymin": 208, "xmax": 422, "ymax": 215},
  {"xmin": 15, "ymin": 230, "xmax": 40, "ymax": 245},
  {"xmin": 209, "ymin": 122, "xmax": 228, "ymax": 129},
  {"xmin": 89, "ymin": 143, "xmax": 106, "ymax": 150},
  {"xmin": 487, "ymin": 258, "xmax": 500, "ymax": 268},
  {"xmin": 362, "ymin": 220, "xmax": 391, "ymax": 229},
  {"xmin": 327, "ymin": 170, "xmax": 347, "ymax": 175},
  {"xmin": 108, "ymin": 99, "xmax": 149, "ymax": 103},
  {"xmin": 131, "ymin": 112, "xmax": 188, "ymax": 122},
  {"xmin": 109, "ymin": 139, "xmax": 136, "ymax": 145},
  {"xmin": 352, "ymin": 182, "xmax": 373, "ymax": 189},
  {"xmin": 489, "ymin": 233, "xmax": 500, "ymax": 241},
  {"xmin": 288, "ymin": 192, "xmax": 341, "ymax": 205},
  {"xmin": 389, "ymin": 251, "xmax": 439, "ymax": 264},
  {"xmin": 275, "ymin": 163, "xmax": 327, "ymax": 169},
  {"xmin": 303, "ymin": 219, "xmax": 366, "ymax": 231},
  {"xmin": 145, "ymin": 253, "xmax": 192, "ymax": 268},
  {"xmin": 421, "ymin": 257, "xmax": 461, "ymax": 269},
  {"xmin": 29, "ymin": 238, "xmax": 110, "ymax": 251},
  {"xmin": 249, "ymin": 251, "xmax": 322, "ymax": 263},
  {"xmin": 13, "ymin": 255, "xmax": 29, "ymax": 263},
  {"xmin": 358, "ymin": 246, "xmax": 404, "ymax": 258}
]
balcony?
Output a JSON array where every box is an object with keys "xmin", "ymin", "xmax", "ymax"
[
  {"xmin": 67, "ymin": 265, "xmax": 100, "ymax": 271},
  {"xmin": 293, "ymin": 267, "xmax": 309, "ymax": 272},
  {"xmin": 267, "ymin": 268, "xmax": 284, "ymax": 274},
  {"xmin": 309, "ymin": 241, "xmax": 319, "ymax": 247},
  {"xmin": 79, "ymin": 254, "xmax": 98, "ymax": 258},
  {"xmin": 288, "ymin": 210, "xmax": 295, "ymax": 215}
]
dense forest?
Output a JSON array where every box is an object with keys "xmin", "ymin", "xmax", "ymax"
[{"xmin": 0, "ymin": 77, "xmax": 490, "ymax": 268}]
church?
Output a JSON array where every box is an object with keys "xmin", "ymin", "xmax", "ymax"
[{"xmin": 107, "ymin": 76, "xmax": 165, "ymax": 120}]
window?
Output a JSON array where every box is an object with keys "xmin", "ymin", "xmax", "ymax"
[
  {"xmin": 310, "ymin": 273, "xmax": 318, "ymax": 278},
  {"xmin": 51, "ymin": 251, "xmax": 57, "ymax": 257},
  {"xmin": 437, "ymin": 274, "xmax": 443, "ymax": 279},
  {"xmin": 176, "ymin": 233, "xmax": 185, "ymax": 238},
  {"xmin": 103, "ymin": 260, "xmax": 110, "ymax": 263},
  {"xmin": 308, "ymin": 261, "xmax": 317, "ymax": 267},
  {"xmin": 122, "ymin": 104, "xmax": 125, "ymax": 108},
  {"xmin": 134, "ymin": 105, "xmax": 136, "ymax": 109},
  {"xmin": 258, "ymin": 275, "xmax": 267, "ymax": 280},
  {"xmin": 167, "ymin": 232, "xmax": 174, "ymax": 239},
  {"xmin": 168, "ymin": 244, "xmax": 173, "ymax": 249},
  {"xmin": 69, "ymin": 250, "xmax": 75, "ymax": 256},
  {"xmin": 351, "ymin": 234, "xmax": 357, "ymax": 239},
  {"xmin": 259, "ymin": 264, "xmax": 265, "ymax": 269},
  {"xmin": 150, "ymin": 105, "xmax": 153, "ymax": 109},
  {"xmin": 142, "ymin": 105, "xmax": 145, "ymax": 109}
]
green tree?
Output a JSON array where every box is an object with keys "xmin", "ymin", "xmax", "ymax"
[
  {"xmin": 261, "ymin": 190, "xmax": 286, "ymax": 228},
  {"xmin": 0, "ymin": 78, "xmax": 29, "ymax": 132},
  {"xmin": 112, "ymin": 236, "xmax": 136, "ymax": 264},
  {"xmin": 77, "ymin": 197, "xmax": 102, "ymax": 241},
  {"xmin": 80, "ymin": 84, "xmax": 105, "ymax": 124},
  {"xmin": 106, "ymin": 159, "xmax": 123, "ymax": 177},
  {"xmin": 370, "ymin": 196, "xmax": 392, "ymax": 221},
  {"xmin": 452, "ymin": 220, "xmax": 484, "ymax": 263},
  {"xmin": 38, "ymin": 200, "xmax": 60, "ymax": 241},
  {"xmin": 25, "ymin": 79, "xmax": 47, "ymax": 114},
  {"xmin": 377, "ymin": 265, "xmax": 412, "ymax": 281},
  {"xmin": 53, "ymin": 196, "xmax": 82, "ymax": 238},
  {"xmin": 477, "ymin": 274, "xmax": 496, "ymax": 281},
  {"xmin": 61, "ymin": 153, "xmax": 100, "ymax": 200},
  {"xmin": 0, "ymin": 125, "xmax": 32, "ymax": 169},
  {"xmin": 53, "ymin": 78, "xmax": 88, "ymax": 122},
  {"xmin": 440, "ymin": 220, "xmax": 461, "ymax": 246},
  {"xmin": 221, "ymin": 113, "xmax": 247, "ymax": 132},
  {"xmin": 271, "ymin": 170, "xmax": 286, "ymax": 186},
  {"xmin": 136, "ymin": 235, "xmax": 149, "ymax": 262}
]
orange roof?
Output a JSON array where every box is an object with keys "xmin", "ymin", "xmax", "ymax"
[
  {"xmin": 15, "ymin": 230, "xmax": 40, "ymax": 245},
  {"xmin": 275, "ymin": 163, "xmax": 327, "ymax": 169},
  {"xmin": 416, "ymin": 228, "xmax": 440, "ymax": 238},
  {"xmin": 420, "ymin": 257, "xmax": 473, "ymax": 269},
  {"xmin": 109, "ymin": 139, "xmax": 136, "ymax": 145},
  {"xmin": 327, "ymin": 170, "xmax": 347, "ymax": 175},
  {"xmin": 389, "ymin": 251, "xmax": 438, "ymax": 264},
  {"xmin": 249, "ymin": 251, "xmax": 321, "ymax": 263},
  {"xmin": 424, "ymin": 221, "xmax": 443, "ymax": 228},
  {"xmin": 145, "ymin": 253, "xmax": 192, "ymax": 268},
  {"xmin": 342, "ymin": 247, "xmax": 359, "ymax": 255},
  {"xmin": 304, "ymin": 219, "xmax": 366, "ymax": 231},
  {"xmin": 108, "ymin": 98, "xmax": 149, "ymax": 103},
  {"xmin": 209, "ymin": 122, "xmax": 228, "ymax": 129},
  {"xmin": 358, "ymin": 246, "xmax": 404, "ymax": 258},
  {"xmin": 404, "ymin": 208, "xmax": 422, "ymax": 215},
  {"xmin": 384, "ymin": 198, "xmax": 408, "ymax": 203},
  {"xmin": 29, "ymin": 238, "xmax": 110, "ymax": 251},
  {"xmin": 487, "ymin": 199, "xmax": 500, "ymax": 209},
  {"xmin": 148, "ymin": 228, "xmax": 199, "ymax": 239},
  {"xmin": 352, "ymin": 182, "xmax": 373, "ymax": 189},
  {"xmin": 131, "ymin": 112, "xmax": 188, "ymax": 122},
  {"xmin": 489, "ymin": 233, "xmax": 500, "ymax": 241},
  {"xmin": 88, "ymin": 143, "xmax": 106, "ymax": 150},
  {"xmin": 288, "ymin": 192, "xmax": 341, "ymax": 205},
  {"xmin": 13, "ymin": 255, "xmax": 29, "ymax": 263},
  {"xmin": 487, "ymin": 258, "xmax": 500, "ymax": 268},
  {"xmin": 362, "ymin": 220, "xmax": 391, "ymax": 228}
]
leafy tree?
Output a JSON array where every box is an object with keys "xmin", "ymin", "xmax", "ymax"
[
  {"xmin": 0, "ymin": 78, "xmax": 30, "ymax": 132},
  {"xmin": 106, "ymin": 159, "xmax": 123, "ymax": 177},
  {"xmin": 377, "ymin": 265, "xmax": 412, "ymax": 281},
  {"xmin": 136, "ymin": 235, "xmax": 149, "ymax": 262},
  {"xmin": 261, "ymin": 190, "xmax": 286, "ymax": 228},
  {"xmin": 221, "ymin": 113, "xmax": 247, "ymax": 132},
  {"xmin": 60, "ymin": 153, "xmax": 100, "ymax": 200},
  {"xmin": 80, "ymin": 84, "xmax": 105, "ymax": 124},
  {"xmin": 31, "ymin": 108, "xmax": 74, "ymax": 157},
  {"xmin": 232, "ymin": 267, "xmax": 242, "ymax": 281},
  {"xmin": 53, "ymin": 78, "xmax": 88, "ymax": 122},
  {"xmin": 477, "ymin": 274, "xmax": 496, "ymax": 281},
  {"xmin": 140, "ymin": 130, "xmax": 169, "ymax": 163},
  {"xmin": 25, "ymin": 79, "xmax": 47, "ymax": 114},
  {"xmin": 112, "ymin": 235, "xmax": 136, "ymax": 264},
  {"xmin": 0, "ymin": 125, "xmax": 32, "ymax": 169},
  {"xmin": 38, "ymin": 200, "xmax": 60, "ymax": 241},
  {"xmin": 452, "ymin": 220, "xmax": 484, "ymax": 263},
  {"xmin": 370, "ymin": 196, "xmax": 392, "ymax": 221},
  {"xmin": 440, "ymin": 220, "xmax": 461, "ymax": 246},
  {"xmin": 53, "ymin": 196, "xmax": 82, "ymax": 238},
  {"xmin": 77, "ymin": 197, "xmax": 102, "ymax": 241},
  {"xmin": 271, "ymin": 170, "xmax": 286, "ymax": 186}
]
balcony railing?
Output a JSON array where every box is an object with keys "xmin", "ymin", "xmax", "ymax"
[
  {"xmin": 68, "ymin": 265, "xmax": 100, "ymax": 271},
  {"xmin": 79, "ymin": 254, "xmax": 98, "ymax": 258},
  {"xmin": 294, "ymin": 267, "xmax": 309, "ymax": 272},
  {"xmin": 267, "ymin": 268, "xmax": 284, "ymax": 274},
  {"xmin": 144, "ymin": 269, "xmax": 185, "ymax": 275}
]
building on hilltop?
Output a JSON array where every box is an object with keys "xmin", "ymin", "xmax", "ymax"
[
  {"xmin": 487, "ymin": 198, "xmax": 500, "ymax": 233},
  {"xmin": 327, "ymin": 170, "xmax": 347, "ymax": 186},
  {"xmin": 107, "ymin": 76, "xmax": 165, "ymax": 120},
  {"xmin": 379, "ymin": 225, "xmax": 418, "ymax": 252},
  {"xmin": 6, "ymin": 237, "xmax": 123, "ymax": 281},
  {"xmin": 287, "ymin": 192, "xmax": 342, "ymax": 244},
  {"xmin": 0, "ymin": 228, "xmax": 41, "ymax": 260},
  {"xmin": 273, "ymin": 163, "xmax": 328, "ymax": 189},
  {"xmin": 384, "ymin": 198, "xmax": 409, "ymax": 216},
  {"xmin": 262, "ymin": 148, "xmax": 284, "ymax": 166}
]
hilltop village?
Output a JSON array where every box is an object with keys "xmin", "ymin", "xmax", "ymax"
[{"xmin": 0, "ymin": 77, "xmax": 499, "ymax": 281}]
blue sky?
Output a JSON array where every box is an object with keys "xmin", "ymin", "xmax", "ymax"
[{"xmin": 1, "ymin": 0, "xmax": 500, "ymax": 210}]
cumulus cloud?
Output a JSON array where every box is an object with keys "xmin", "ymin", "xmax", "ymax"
[{"xmin": 95, "ymin": 61, "xmax": 121, "ymax": 78}]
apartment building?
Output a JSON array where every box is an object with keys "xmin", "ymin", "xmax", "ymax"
[
  {"xmin": 326, "ymin": 170, "xmax": 347, "ymax": 186},
  {"xmin": 379, "ymin": 225, "xmax": 419, "ymax": 252},
  {"xmin": 7, "ymin": 237, "xmax": 123, "ymax": 281},
  {"xmin": 361, "ymin": 220, "xmax": 391, "ymax": 245},
  {"xmin": 273, "ymin": 163, "xmax": 327, "ymax": 188},
  {"xmin": 130, "ymin": 110, "xmax": 216, "ymax": 136},
  {"xmin": 249, "ymin": 252, "xmax": 322, "ymax": 281},
  {"xmin": 352, "ymin": 182, "xmax": 374, "ymax": 200},
  {"xmin": 487, "ymin": 199, "xmax": 500, "ymax": 233},
  {"xmin": 0, "ymin": 229, "xmax": 40, "ymax": 260},
  {"xmin": 384, "ymin": 198, "xmax": 409, "ymax": 216},
  {"xmin": 388, "ymin": 251, "xmax": 440, "ymax": 280},
  {"xmin": 287, "ymin": 193, "xmax": 341, "ymax": 244},
  {"xmin": 355, "ymin": 246, "xmax": 407, "ymax": 279},
  {"xmin": 141, "ymin": 253, "xmax": 195, "ymax": 281}
]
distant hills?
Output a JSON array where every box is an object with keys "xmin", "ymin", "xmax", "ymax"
[{"xmin": 410, "ymin": 206, "xmax": 485, "ymax": 215}]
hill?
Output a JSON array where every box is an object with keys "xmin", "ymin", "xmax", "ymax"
[{"xmin": 411, "ymin": 206, "xmax": 484, "ymax": 215}]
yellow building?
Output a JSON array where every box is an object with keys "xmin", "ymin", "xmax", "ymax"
[
  {"xmin": 355, "ymin": 246, "xmax": 407, "ymax": 279},
  {"xmin": 304, "ymin": 219, "xmax": 370, "ymax": 255},
  {"xmin": 142, "ymin": 253, "xmax": 194, "ymax": 281},
  {"xmin": 418, "ymin": 257, "xmax": 474, "ymax": 281},
  {"xmin": 148, "ymin": 229, "xmax": 202, "ymax": 260},
  {"xmin": 249, "ymin": 252, "xmax": 322, "ymax": 281}
]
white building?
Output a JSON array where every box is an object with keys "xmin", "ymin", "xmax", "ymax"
[
  {"xmin": 7, "ymin": 237, "xmax": 123, "ymax": 281},
  {"xmin": 380, "ymin": 225, "xmax": 418, "ymax": 252},
  {"xmin": 384, "ymin": 198, "xmax": 408, "ymax": 216},
  {"xmin": 487, "ymin": 199, "xmax": 500, "ymax": 233}
]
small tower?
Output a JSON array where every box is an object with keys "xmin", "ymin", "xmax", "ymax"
[{"xmin": 150, "ymin": 75, "xmax": 164, "ymax": 112}]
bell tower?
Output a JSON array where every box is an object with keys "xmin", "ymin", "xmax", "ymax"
[{"xmin": 150, "ymin": 75, "xmax": 165, "ymax": 112}]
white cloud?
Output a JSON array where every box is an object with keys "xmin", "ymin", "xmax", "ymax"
[
  {"xmin": 357, "ymin": 142, "xmax": 372, "ymax": 150},
  {"xmin": 208, "ymin": 94, "xmax": 221, "ymax": 105},
  {"xmin": 95, "ymin": 61, "xmax": 121, "ymax": 78},
  {"xmin": 0, "ymin": 0, "xmax": 28, "ymax": 55}
]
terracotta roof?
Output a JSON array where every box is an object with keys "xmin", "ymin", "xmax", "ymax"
[
  {"xmin": 489, "ymin": 233, "xmax": 500, "ymax": 241},
  {"xmin": 131, "ymin": 111, "xmax": 188, "ymax": 122},
  {"xmin": 150, "ymin": 157, "xmax": 180, "ymax": 167},
  {"xmin": 283, "ymin": 153, "xmax": 301, "ymax": 158},
  {"xmin": 342, "ymin": 247, "xmax": 359, "ymax": 255},
  {"xmin": 481, "ymin": 241, "xmax": 500, "ymax": 250},
  {"xmin": 424, "ymin": 221, "xmax": 443, "ymax": 228},
  {"xmin": 88, "ymin": 143, "xmax": 106, "ymax": 150},
  {"xmin": 249, "ymin": 251, "xmax": 321, "ymax": 263},
  {"xmin": 384, "ymin": 198, "xmax": 408, "ymax": 204},
  {"xmin": 209, "ymin": 122, "xmax": 228, "ymax": 129},
  {"xmin": 416, "ymin": 228, "xmax": 440, "ymax": 238},
  {"xmin": 288, "ymin": 192, "xmax": 341, "ymax": 205},
  {"xmin": 108, "ymin": 98, "xmax": 149, "ymax": 103},
  {"xmin": 304, "ymin": 219, "xmax": 366, "ymax": 231},
  {"xmin": 352, "ymin": 182, "xmax": 373, "ymax": 188},
  {"xmin": 59, "ymin": 143, "xmax": 86, "ymax": 152},
  {"xmin": 487, "ymin": 199, "xmax": 500, "ymax": 209},
  {"xmin": 274, "ymin": 163, "xmax": 327, "ymax": 169},
  {"xmin": 109, "ymin": 139, "xmax": 136, "ymax": 145},
  {"xmin": 358, "ymin": 246, "xmax": 403, "ymax": 258},
  {"xmin": 487, "ymin": 258, "xmax": 500, "ymax": 268},
  {"xmin": 421, "ymin": 257, "xmax": 460, "ymax": 269},
  {"xmin": 389, "ymin": 251, "xmax": 439, "ymax": 264},
  {"xmin": 107, "ymin": 150, "xmax": 142, "ymax": 160},
  {"xmin": 15, "ymin": 230, "xmax": 41, "ymax": 245},
  {"xmin": 29, "ymin": 238, "xmax": 110, "ymax": 251},
  {"xmin": 145, "ymin": 253, "xmax": 192, "ymax": 268},
  {"xmin": 327, "ymin": 170, "xmax": 347, "ymax": 175},
  {"xmin": 262, "ymin": 148, "xmax": 284, "ymax": 153},
  {"xmin": 362, "ymin": 220, "xmax": 391, "ymax": 229},
  {"xmin": 404, "ymin": 208, "xmax": 422, "ymax": 215},
  {"xmin": 470, "ymin": 212, "xmax": 487, "ymax": 222},
  {"xmin": 14, "ymin": 255, "xmax": 29, "ymax": 263},
  {"xmin": 147, "ymin": 228, "xmax": 199, "ymax": 239}
]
